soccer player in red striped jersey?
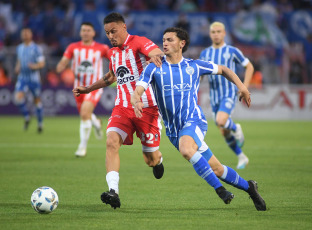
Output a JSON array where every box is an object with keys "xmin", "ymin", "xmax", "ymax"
[
  {"xmin": 56, "ymin": 22, "xmax": 110, "ymax": 157},
  {"xmin": 73, "ymin": 12, "xmax": 164, "ymax": 208}
]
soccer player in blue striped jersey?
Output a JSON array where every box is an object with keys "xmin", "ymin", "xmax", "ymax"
[
  {"xmin": 199, "ymin": 22, "xmax": 254, "ymax": 169},
  {"xmin": 14, "ymin": 28, "xmax": 45, "ymax": 133},
  {"xmin": 131, "ymin": 27, "xmax": 266, "ymax": 211}
]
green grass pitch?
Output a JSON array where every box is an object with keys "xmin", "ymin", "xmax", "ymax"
[{"xmin": 0, "ymin": 116, "xmax": 311, "ymax": 230}]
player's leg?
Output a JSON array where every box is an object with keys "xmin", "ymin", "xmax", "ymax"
[
  {"xmin": 215, "ymin": 99, "xmax": 249, "ymax": 169},
  {"xmin": 142, "ymin": 150, "xmax": 164, "ymax": 179},
  {"xmin": 34, "ymin": 97, "xmax": 43, "ymax": 133},
  {"xmin": 202, "ymin": 152, "xmax": 266, "ymax": 211},
  {"xmin": 14, "ymin": 79, "xmax": 30, "ymax": 130},
  {"xmin": 101, "ymin": 107, "xmax": 134, "ymax": 208},
  {"xmin": 178, "ymin": 135, "xmax": 234, "ymax": 204},
  {"xmin": 101, "ymin": 130, "xmax": 123, "ymax": 209},
  {"xmin": 88, "ymin": 89, "xmax": 103, "ymax": 140},
  {"xmin": 30, "ymin": 82, "xmax": 43, "ymax": 133},
  {"xmin": 135, "ymin": 106, "xmax": 164, "ymax": 179},
  {"xmin": 91, "ymin": 113, "xmax": 103, "ymax": 139},
  {"xmin": 75, "ymin": 100, "xmax": 94, "ymax": 157}
]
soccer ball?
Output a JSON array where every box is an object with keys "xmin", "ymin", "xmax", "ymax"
[{"xmin": 31, "ymin": 186, "xmax": 59, "ymax": 214}]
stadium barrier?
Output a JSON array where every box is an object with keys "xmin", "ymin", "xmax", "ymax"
[
  {"xmin": 199, "ymin": 84, "xmax": 312, "ymax": 120},
  {"xmin": 0, "ymin": 85, "xmax": 311, "ymax": 120}
]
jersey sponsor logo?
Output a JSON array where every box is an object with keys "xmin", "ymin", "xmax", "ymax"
[
  {"xmin": 77, "ymin": 61, "xmax": 94, "ymax": 74},
  {"xmin": 156, "ymin": 71, "xmax": 167, "ymax": 75},
  {"xmin": 116, "ymin": 66, "xmax": 135, "ymax": 84},
  {"xmin": 186, "ymin": 66, "xmax": 194, "ymax": 75},
  {"xmin": 163, "ymin": 83, "xmax": 191, "ymax": 91}
]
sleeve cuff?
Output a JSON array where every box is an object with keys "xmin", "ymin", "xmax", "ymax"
[
  {"xmin": 242, "ymin": 58, "xmax": 249, "ymax": 67},
  {"xmin": 136, "ymin": 81, "xmax": 149, "ymax": 90},
  {"xmin": 211, "ymin": 63, "xmax": 219, "ymax": 74}
]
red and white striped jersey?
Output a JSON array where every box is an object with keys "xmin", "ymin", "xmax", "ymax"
[
  {"xmin": 108, "ymin": 34, "xmax": 159, "ymax": 108},
  {"xmin": 63, "ymin": 41, "xmax": 109, "ymax": 87}
]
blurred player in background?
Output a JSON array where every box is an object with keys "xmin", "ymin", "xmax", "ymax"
[
  {"xmin": 73, "ymin": 13, "xmax": 164, "ymax": 209},
  {"xmin": 56, "ymin": 22, "xmax": 110, "ymax": 157},
  {"xmin": 14, "ymin": 28, "xmax": 45, "ymax": 133},
  {"xmin": 132, "ymin": 27, "xmax": 266, "ymax": 211},
  {"xmin": 200, "ymin": 22, "xmax": 254, "ymax": 169}
]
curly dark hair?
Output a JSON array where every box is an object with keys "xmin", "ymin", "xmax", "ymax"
[
  {"xmin": 163, "ymin": 27, "xmax": 190, "ymax": 53},
  {"xmin": 103, "ymin": 12, "xmax": 125, "ymax": 24}
]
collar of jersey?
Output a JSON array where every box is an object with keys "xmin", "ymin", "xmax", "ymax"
[{"xmin": 163, "ymin": 55, "xmax": 185, "ymax": 66}]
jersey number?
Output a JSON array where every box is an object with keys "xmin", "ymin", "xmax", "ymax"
[{"xmin": 141, "ymin": 133, "xmax": 154, "ymax": 144}]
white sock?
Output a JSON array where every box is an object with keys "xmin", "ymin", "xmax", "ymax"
[
  {"xmin": 106, "ymin": 171, "xmax": 119, "ymax": 194},
  {"xmin": 79, "ymin": 119, "xmax": 92, "ymax": 148},
  {"xmin": 238, "ymin": 152, "xmax": 246, "ymax": 159},
  {"xmin": 158, "ymin": 156, "xmax": 163, "ymax": 165},
  {"xmin": 91, "ymin": 113, "xmax": 101, "ymax": 129}
]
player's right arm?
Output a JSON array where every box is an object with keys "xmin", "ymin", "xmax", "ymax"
[
  {"xmin": 72, "ymin": 70, "xmax": 116, "ymax": 96},
  {"xmin": 56, "ymin": 56, "xmax": 70, "ymax": 74}
]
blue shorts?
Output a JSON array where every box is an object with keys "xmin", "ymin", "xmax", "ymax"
[
  {"xmin": 168, "ymin": 118, "xmax": 207, "ymax": 151},
  {"xmin": 211, "ymin": 96, "xmax": 237, "ymax": 119},
  {"xmin": 15, "ymin": 78, "xmax": 41, "ymax": 98}
]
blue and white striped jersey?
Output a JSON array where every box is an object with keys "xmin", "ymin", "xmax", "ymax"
[
  {"xmin": 16, "ymin": 41, "xmax": 44, "ymax": 82},
  {"xmin": 199, "ymin": 43, "xmax": 249, "ymax": 107},
  {"xmin": 137, "ymin": 56, "xmax": 218, "ymax": 137}
]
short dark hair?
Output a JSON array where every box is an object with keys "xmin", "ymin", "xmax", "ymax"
[
  {"xmin": 103, "ymin": 12, "xmax": 125, "ymax": 24},
  {"xmin": 163, "ymin": 27, "xmax": 190, "ymax": 53},
  {"xmin": 81, "ymin": 22, "xmax": 94, "ymax": 29}
]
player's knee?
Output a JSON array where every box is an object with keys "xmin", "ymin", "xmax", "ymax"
[
  {"xmin": 216, "ymin": 117, "xmax": 226, "ymax": 128},
  {"xmin": 179, "ymin": 147, "xmax": 194, "ymax": 160},
  {"xmin": 106, "ymin": 136, "xmax": 120, "ymax": 152},
  {"xmin": 80, "ymin": 110, "xmax": 91, "ymax": 120},
  {"xmin": 14, "ymin": 93, "xmax": 25, "ymax": 105}
]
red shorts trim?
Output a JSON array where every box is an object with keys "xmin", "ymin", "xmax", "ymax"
[
  {"xmin": 74, "ymin": 88, "xmax": 103, "ymax": 112},
  {"xmin": 107, "ymin": 106, "xmax": 161, "ymax": 147}
]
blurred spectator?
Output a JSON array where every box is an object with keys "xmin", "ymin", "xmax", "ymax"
[
  {"xmin": 175, "ymin": 13, "xmax": 190, "ymax": 33},
  {"xmin": 0, "ymin": 61, "xmax": 10, "ymax": 86},
  {"xmin": 46, "ymin": 68, "xmax": 60, "ymax": 87},
  {"xmin": 60, "ymin": 68, "xmax": 75, "ymax": 88},
  {"xmin": 249, "ymin": 61, "xmax": 263, "ymax": 89},
  {"xmin": 175, "ymin": 0, "xmax": 198, "ymax": 12}
]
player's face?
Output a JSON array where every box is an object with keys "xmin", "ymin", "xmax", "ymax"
[
  {"xmin": 163, "ymin": 32, "xmax": 185, "ymax": 56},
  {"xmin": 21, "ymin": 29, "xmax": 32, "ymax": 42},
  {"xmin": 210, "ymin": 25, "xmax": 226, "ymax": 45},
  {"xmin": 104, "ymin": 22, "xmax": 127, "ymax": 47},
  {"xmin": 80, "ymin": 25, "xmax": 95, "ymax": 42}
]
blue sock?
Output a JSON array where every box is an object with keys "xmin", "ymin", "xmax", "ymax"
[
  {"xmin": 189, "ymin": 152, "xmax": 222, "ymax": 190},
  {"xmin": 225, "ymin": 135, "xmax": 242, "ymax": 156},
  {"xmin": 224, "ymin": 118, "xmax": 237, "ymax": 132},
  {"xmin": 36, "ymin": 102, "xmax": 43, "ymax": 126},
  {"xmin": 201, "ymin": 148, "xmax": 213, "ymax": 161},
  {"xmin": 220, "ymin": 165, "xmax": 249, "ymax": 191},
  {"xmin": 17, "ymin": 101, "xmax": 29, "ymax": 120}
]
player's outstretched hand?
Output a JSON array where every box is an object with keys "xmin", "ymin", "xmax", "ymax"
[
  {"xmin": 146, "ymin": 55, "xmax": 162, "ymax": 67},
  {"xmin": 72, "ymin": 86, "xmax": 89, "ymax": 97},
  {"xmin": 239, "ymin": 89, "xmax": 251, "ymax": 107},
  {"xmin": 133, "ymin": 101, "xmax": 144, "ymax": 118}
]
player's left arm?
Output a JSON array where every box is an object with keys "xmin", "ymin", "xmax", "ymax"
[
  {"xmin": 234, "ymin": 48, "xmax": 254, "ymax": 89},
  {"xmin": 217, "ymin": 65, "xmax": 251, "ymax": 107},
  {"xmin": 243, "ymin": 61, "xmax": 254, "ymax": 89}
]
